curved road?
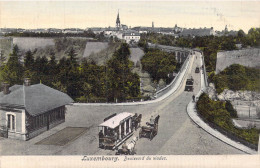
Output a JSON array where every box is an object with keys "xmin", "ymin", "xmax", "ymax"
[{"xmin": 0, "ymin": 53, "xmax": 244, "ymax": 155}]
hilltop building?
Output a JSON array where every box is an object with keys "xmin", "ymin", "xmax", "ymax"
[
  {"xmin": 179, "ymin": 27, "xmax": 215, "ymax": 37},
  {"xmin": 215, "ymin": 25, "xmax": 238, "ymax": 37},
  {"xmin": 0, "ymin": 78, "xmax": 73, "ymax": 140},
  {"xmin": 123, "ymin": 30, "xmax": 140, "ymax": 43}
]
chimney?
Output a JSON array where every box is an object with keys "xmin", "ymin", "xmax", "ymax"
[
  {"xmin": 2, "ymin": 82, "xmax": 10, "ymax": 95},
  {"xmin": 24, "ymin": 78, "xmax": 31, "ymax": 86}
]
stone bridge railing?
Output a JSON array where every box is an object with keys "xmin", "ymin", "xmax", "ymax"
[
  {"xmin": 147, "ymin": 43, "xmax": 193, "ymax": 63},
  {"xmin": 146, "ymin": 43, "xmax": 195, "ymax": 99},
  {"xmin": 155, "ymin": 52, "xmax": 191, "ymax": 99}
]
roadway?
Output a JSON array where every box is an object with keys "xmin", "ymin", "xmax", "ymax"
[{"xmin": 0, "ymin": 52, "xmax": 244, "ymax": 155}]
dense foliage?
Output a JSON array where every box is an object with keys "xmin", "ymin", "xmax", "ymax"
[
  {"xmin": 0, "ymin": 43, "xmax": 141, "ymax": 102},
  {"xmin": 141, "ymin": 49, "xmax": 178, "ymax": 83},
  {"xmin": 197, "ymin": 93, "xmax": 259, "ymax": 145},
  {"xmin": 212, "ymin": 64, "xmax": 260, "ymax": 94},
  {"xmin": 4, "ymin": 30, "xmax": 96, "ymax": 38},
  {"xmin": 139, "ymin": 28, "xmax": 260, "ymax": 72}
]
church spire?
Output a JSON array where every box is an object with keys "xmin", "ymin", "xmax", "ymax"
[{"xmin": 116, "ymin": 10, "xmax": 120, "ymax": 30}]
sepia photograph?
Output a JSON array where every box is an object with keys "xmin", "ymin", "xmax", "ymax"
[{"xmin": 0, "ymin": 0, "xmax": 259, "ymax": 167}]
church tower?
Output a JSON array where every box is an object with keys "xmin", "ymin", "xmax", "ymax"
[
  {"xmin": 224, "ymin": 25, "xmax": 228, "ymax": 33},
  {"xmin": 116, "ymin": 10, "xmax": 121, "ymax": 30}
]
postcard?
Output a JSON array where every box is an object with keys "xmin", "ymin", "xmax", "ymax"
[{"xmin": 0, "ymin": 0, "xmax": 259, "ymax": 167}]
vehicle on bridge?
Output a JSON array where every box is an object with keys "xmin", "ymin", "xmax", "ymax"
[
  {"xmin": 98, "ymin": 112, "xmax": 138, "ymax": 150},
  {"xmin": 184, "ymin": 78, "xmax": 194, "ymax": 92},
  {"xmin": 139, "ymin": 115, "xmax": 160, "ymax": 140},
  {"xmin": 195, "ymin": 67, "xmax": 200, "ymax": 73}
]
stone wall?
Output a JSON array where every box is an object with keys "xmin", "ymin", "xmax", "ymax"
[{"xmin": 216, "ymin": 48, "xmax": 260, "ymax": 74}]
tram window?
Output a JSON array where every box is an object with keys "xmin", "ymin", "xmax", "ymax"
[
  {"xmin": 121, "ymin": 123, "xmax": 124, "ymax": 138},
  {"xmin": 126, "ymin": 119, "xmax": 129, "ymax": 133},
  {"xmin": 115, "ymin": 127, "xmax": 119, "ymax": 139},
  {"xmin": 104, "ymin": 127, "xmax": 108, "ymax": 136}
]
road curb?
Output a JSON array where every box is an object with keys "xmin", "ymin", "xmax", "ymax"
[
  {"xmin": 187, "ymin": 98, "xmax": 257, "ymax": 154},
  {"xmin": 186, "ymin": 55, "xmax": 257, "ymax": 154}
]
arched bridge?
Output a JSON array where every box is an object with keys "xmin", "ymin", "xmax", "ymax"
[{"xmin": 147, "ymin": 43, "xmax": 193, "ymax": 63}]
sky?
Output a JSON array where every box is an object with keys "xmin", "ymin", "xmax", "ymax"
[{"xmin": 0, "ymin": 0, "xmax": 260, "ymax": 32}]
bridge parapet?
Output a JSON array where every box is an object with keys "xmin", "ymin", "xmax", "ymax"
[{"xmin": 147, "ymin": 43, "xmax": 192, "ymax": 63}]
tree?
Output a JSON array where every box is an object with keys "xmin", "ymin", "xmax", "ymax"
[
  {"xmin": 24, "ymin": 50, "xmax": 34, "ymax": 71},
  {"xmin": 67, "ymin": 47, "xmax": 78, "ymax": 68},
  {"xmin": 48, "ymin": 52, "xmax": 58, "ymax": 75},
  {"xmin": 225, "ymin": 100, "xmax": 238, "ymax": 118},
  {"xmin": 0, "ymin": 46, "xmax": 23, "ymax": 85},
  {"xmin": 0, "ymin": 50, "xmax": 6, "ymax": 66},
  {"xmin": 141, "ymin": 49, "xmax": 177, "ymax": 82},
  {"xmin": 106, "ymin": 43, "xmax": 140, "ymax": 102},
  {"xmin": 237, "ymin": 29, "xmax": 245, "ymax": 38}
]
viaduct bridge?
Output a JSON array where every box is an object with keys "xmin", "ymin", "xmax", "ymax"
[{"xmin": 147, "ymin": 43, "xmax": 193, "ymax": 63}]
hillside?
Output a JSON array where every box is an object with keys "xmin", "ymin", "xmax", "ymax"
[
  {"xmin": 0, "ymin": 37, "xmax": 12, "ymax": 61},
  {"xmin": 216, "ymin": 48, "xmax": 260, "ymax": 74}
]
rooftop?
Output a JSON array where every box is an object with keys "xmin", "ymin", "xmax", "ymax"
[
  {"xmin": 0, "ymin": 84, "xmax": 74, "ymax": 116},
  {"xmin": 99, "ymin": 112, "xmax": 133, "ymax": 129}
]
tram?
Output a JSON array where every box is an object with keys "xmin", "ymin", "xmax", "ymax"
[{"xmin": 98, "ymin": 112, "xmax": 134, "ymax": 150}]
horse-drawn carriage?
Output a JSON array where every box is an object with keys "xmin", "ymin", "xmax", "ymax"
[
  {"xmin": 139, "ymin": 115, "xmax": 160, "ymax": 140},
  {"xmin": 132, "ymin": 113, "xmax": 142, "ymax": 130},
  {"xmin": 98, "ymin": 112, "xmax": 141, "ymax": 150},
  {"xmin": 115, "ymin": 136, "xmax": 138, "ymax": 155}
]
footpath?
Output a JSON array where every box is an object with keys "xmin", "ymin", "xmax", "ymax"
[{"xmin": 186, "ymin": 54, "xmax": 258, "ymax": 155}]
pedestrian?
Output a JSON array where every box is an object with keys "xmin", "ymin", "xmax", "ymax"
[
  {"xmin": 149, "ymin": 115, "xmax": 155, "ymax": 127},
  {"xmin": 192, "ymin": 95, "xmax": 195, "ymax": 102}
]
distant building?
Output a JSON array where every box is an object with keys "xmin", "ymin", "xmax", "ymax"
[
  {"xmin": 179, "ymin": 27, "xmax": 215, "ymax": 37},
  {"xmin": 123, "ymin": 30, "xmax": 140, "ymax": 43},
  {"xmin": 174, "ymin": 24, "xmax": 182, "ymax": 33},
  {"xmin": 89, "ymin": 27, "xmax": 106, "ymax": 34},
  {"xmin": 0, "ymin": 78, "xmax": 73, "ymax": 140},
  {"xmin": 62, "ymin": 28, "xmax": 84, "ymax": 34},
  {"xmin": 215, "ymin": 25, "xmax": 238, "ymax": 37},
  {"xmin": 47, "ymin": 28, "xmax": 62, "ymax": 33}
]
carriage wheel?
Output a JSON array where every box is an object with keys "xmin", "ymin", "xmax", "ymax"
[{"xmin": 139, "ymin": 131, "xmax": 142, "ymax": 138}]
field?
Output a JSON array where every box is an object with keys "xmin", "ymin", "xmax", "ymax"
[
  {"xmin": 86, "ymin": 42, "xmax": 120, "ymax": 65},
  {"xmin": 83, "ymin": 42, "xmax": 109, "ymax": 58},
  {"xmin": 13, "ymin": 37, "xmax": 55, "ymax": 51}
]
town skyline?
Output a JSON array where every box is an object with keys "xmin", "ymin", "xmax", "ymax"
[{"xmin": 0, "ymin": 1, "xmax": 260, "ymax": 32}]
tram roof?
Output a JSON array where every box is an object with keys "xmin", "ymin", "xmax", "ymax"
[{"xmin": 99, "ymin": 112, "xmax": 133, "ymax": 129}]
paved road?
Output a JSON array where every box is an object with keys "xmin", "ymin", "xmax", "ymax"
[
  {"xmin": 135, "ymin": 53, "xmax": 243, "ymax": 155},
  {"xmin": 0, "ymin": 53, "xmax": 244, "ymax": 155}
]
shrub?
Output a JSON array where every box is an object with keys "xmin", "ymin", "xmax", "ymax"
[
  {"xmin": 197, "ymin": 93, "xmax": 259, "ymax": 145},
  {"xmin": 225, "ymin": 100, "xmax": 238, "ymax": 118}
]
